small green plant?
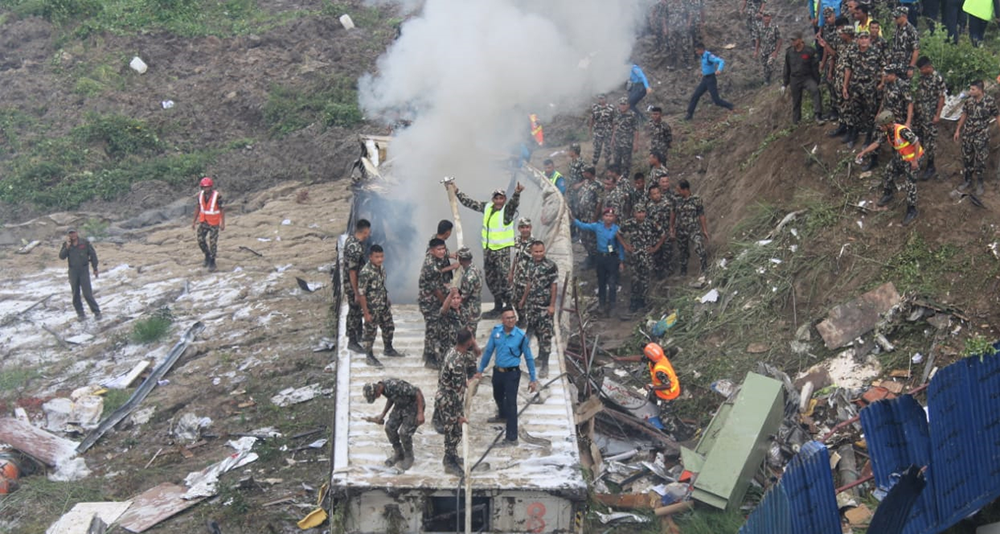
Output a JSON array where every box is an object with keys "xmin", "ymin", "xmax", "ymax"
[
  {"xmin": 80, "ymin": 217, "xmax": 109, "ymax": 240},
  {"xmin": 920, "ymin": 29, "xmax": 997, "ymax": 93},
  {"xmin": 101, "ymin": 388, "xmax": 132, "ymax": 417},
  {"xmin": 881, "ymin": 233, "xmax": 962, "ymax": 295},
  {"xmin": 130, "ymin": 307, "xmax": 174, "ymax": 344},
  {"xmin": 75, "ymin": 113, "xmax": 162, "ymax": 160},
  {"xmin": 263, "ymin": 77, "xmax": 363, "ymax": 136},
  {"xmin": 740, "ymin": 127, "xmax": 792, "ymax": 171},
  {"xmin": 962, "ymin": 334, "xmax": 998, "ymax": 359},
  {"xmin": 0, "ymin": 366, "xmax": 40, "ymax": 398}
]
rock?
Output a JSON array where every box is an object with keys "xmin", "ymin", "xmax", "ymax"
[
  {"xmin": 790, "ymin": 340, "xmax": 811, "ymax": 355},
  {"xmin": 795, "ymin": 323, "xmax": 812, "ymax": 341},
  {"xmin": 746, "ymin": 342, "xmax": 768, "ymax": 354},
  {"xmin": 173, "ymin": 413, "xmax": 213, "ymax": 442}
]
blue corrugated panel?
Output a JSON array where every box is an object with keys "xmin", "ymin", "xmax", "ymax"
[
  {"xmin": 738, "ymin": 484, "xmax": 791, "ymax": 534},
  {"xmin": 859, "ymin": 395, "xmax": 936, "ymax": 534},
  {"xmin": 739, "ymin": 442, "xmax": 839, "ymax": 534}
]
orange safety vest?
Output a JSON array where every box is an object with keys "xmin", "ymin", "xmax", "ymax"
[
  {"xmin": 888, "ymin": 124, "xmax": 924, "ymax": 161},
  {"xmin": 529, "ymin": 114, "xmax": 544, "ymax": 146},
  {"xmin": 198, "ymin": 190, "xmax": 222, "ymax": 226},
  {"xmin": 648, "ymin": 357, "xmax": 681, "ymax": 401}
]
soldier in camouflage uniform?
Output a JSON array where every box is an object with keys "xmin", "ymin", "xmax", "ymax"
[
  {"xmin": 508, "ymin": 218, "xmax": 535, "ymax": 325},
  {"xmin": 589, "ymin": 94, "xmax": 615, "ymax": 167},
  {"xmin": 755, "ymin": 12, "xmax": 782, "ymax": 85},
  {"xmin": 432, "ymin": 288, "xmax": 466, "ymax": 433},
  {"xmin": 670, "ymin": 179, "xmax": 709, "ymax": 275},
  {"xmin": 817, "ymin": 8, "xmax": 841, "ymax": 121},
  {"xmin": 435, "ymin": 329, "xmax": 480, "ymax": 476},
  {"xmin": 611, "ymin": 97, "xmax": 639, "ymax": 175},
  {"xmin": 648, "ymin": 152, "xmax": 669, "ymax": 191},
  {"xmin": 649, "ymin": 0, "xmax": 670, "ymax": 50},
  {"xmin": 827, "ymin": 25, "xmax": 855, "ymax": 139},
  {"xmin": 954, "ymin": 79, "xmax": 1000, "ymax": 196},
  {"xmin": 647, "ymin": 184, "xmax": 675, "ymax": 278},
  {"xmin": 456, "ymin": 246, "xmax": 482, "ymax": 337},
  {"xmin": 605, "ymin": 166, "xmax": 636, "ymax": 223},
  {"xmin": 888, "ymin": 7, "xmax": 919, "ymax": 80},
  {"xmin": 841, "ymin": 31, "xmax": 882, "ymax": 149},
  {"xmin": 429, "ymin": 220, "xmax": 460, "ymax": 284},
  {"xmin": 619, "ymin": 203, "xmax": 667, "ymax": 311},
  {"xmin": 914, "ymin": 56, "xmax": 946, "ymax": 179},
  {"xmin": 419, "ymin": 238, "xmax": 450, "ymax": 369},
  {"xmin": 648, "ymin": 108, "xmax": 673, "ymax": 161},
  {"xmin": 518, "ymin": 241, "xmax": 559, "ymax": 377},
  {"xmin": 864, "ymin": 65, "xmax": 913, "ymax": 171},
  {"xmin": 342, "ymin": 219, "xmax": 371, "ymax": 354},
  {"xmin": 571, "ymin": 167, "xmax": 603, "ymax": 268},
  {"xmin": 453, "ymin": 182, "xmax": 523, "ymax": 317},
  {"xmin": 857, "ymin": 110, "xmax": 922, "ymax": 225},
  {"xmin": 363, "ymin": 379, "xmax": 425, "ymax": 471},
  {"xmin": 358, "ymin": 244, "xmax": 403, "ymax": 368},
  {"xmin": 668, "ymin": 0, "xmax": 694, "ymax": 68},
  {"xmin": 741, "ymin": 0, "xmax": 766, "ymax": 46},
  {"xmin": 566, "ymin": 144, "xmax": 586, "ymax": 224}
]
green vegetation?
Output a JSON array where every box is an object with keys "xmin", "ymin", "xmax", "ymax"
[
  {"xmin": 740, "ymin": 127, "xmax": 792, "ymax": 171},
  {"xmin": 0, "ymin": 108, "xmax": 34, "ymax": 153},
  {"xmin": 920, "ymin": 29, "xmax": 997, "ymax": 92},
  {"xmin": 674, "ymin": 509, "xmax": 748, "ymax": 534},
  {"xmin": 80, "ymin": 217, "xmax": 108, "ymax": 240},
  {"xmin": 880, "ymin": 232, "xmax": 963, "ymax": 295},
  {"xmin": 0, "ymin": 366, "xmax": 39, "ymax": 399},
  {"xmin": 963, "ymin": 333, "xmax": 998, "ymax": 359},
  {"xmin": 101, "ymin": 387, "xmax": 132, "ymax": 417},
  {"xmin": 263, "ymin": 77, "xmax": 363, "ymax": 136},
  {"xmin": 130, "ymin": 306, "xmax": 174, "ymax": 344},
  {"xmin": 0, "ymin": 476, "xmax": 110, "ymax": 534}
]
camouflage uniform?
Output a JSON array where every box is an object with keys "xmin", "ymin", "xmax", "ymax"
[
  {"xmin": 832, "ymin": 40, "xmax": 854, "ymax": 122},
  {"xmin": 380, "ymin": 379, "xmax": 420, "ymax": 462},
  {"xmin": 960, "ymin": 95, "xmax": 1000, "ymax": 181},
  {"xmin": 459, "ymin": 263, "xmax": 483, "ymax": 336},
  {"xmin": 438, "ymin": 306, "xmax": 465, "ymax": 372},
  {"xmin": 758, "ymin": 23, "xmax": 781, "ymax": 84},
  {"xmin": 669, "ymin": 0, "xmax": 694, "ymax": 66},
  {"xmin": 456, "ymin": 190, "xmax": 521, "ymax": 310},
  {"xmin": 648, "ymin": 120, "xmax": 673, "ymax": 160},
  {"xmin": 418, "ymin": 253, "xmax": 447, "ymax": 366},
  {"xmin": 914, "ymin": 70, "xmax": 946, "ymax": 163},
  {"xmin": 745, "ymin": 0, "xmax": 764, "ymax": 44},
  {"xmin": 509, "ymin": 235, "xmax": 535, "ymax": 324},
  {"xmin": 577, "ymin": 180, "xmax": 603, "ymax": 258},
  {"xmin": 567, "ymin": 157, "xmax": 586, "ymax": 216},
  {"xmin": 522, "ymin": 257, "xmax": 559, "ymax": 371},
  {"xmin": 620, "ymin": 216, "xmax": 663, "ymax": 310},
  {"xmin": 649, "ymin": 165, "xmax": 669, "ymax": 191},
  {"xmin": 591, "ymin": 102, "xmax": 615, "ymax": 166},
  {"xmin": 342, "ymin": 235, "xmax": 366, "ymax": 345},
  {"xmin": 647, "ymin": 196, "xmax": 674, "ymax": 277},
  {"xmin": 888, "ymin": 22, "xmax": 919, "ymax": 75},
  {"xmin": 674, "ymin": 195, "xmax": 708, "ymax": 274},
  {"xmin": 435, "ymin": 347, "xmax": 473, "ymax": 463},
  {"xmin": 607, "ymin": 177, "xmax": 636, "ymax": 222},
  {"xmin": 428, "ymin": 233, "xmax": 453, "ymax": 284},
  {"xmin": 844, "ymin": 44, "xmax": 883, "ymax": 133},
  {"xmin": 197, "ymin": 224, "xmax": 220, "ymax": 262},
  {"xmin": 881, "ymin": 77, "xmax": 913, "ymax": 125},
  {"xmin": 612, "ymin": 103, "xmax": 638, "ymax": 174},
  {"xmin": 358, "ymin": 261, "xmax": 394, "ymax": 353},
  {"xmin": 820, "ymin": 24, "xmax": 841, "ymax": 112},
  {"xmin": 650, "ymin": 1, "xmax": 670, "ymax": 49},
  {"xmin": 880, "ymin": 125, "xmax": 920, "ymax": 206}
]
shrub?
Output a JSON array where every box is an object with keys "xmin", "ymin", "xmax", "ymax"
[
  {"xmin": 130, "ymin": 307, "xmax": 174, "ymax": 344},
  {"xmin": 264, "ymin": 77, "xmax": 363, "ymax": 136},
  {"xmin": 74, "ymin": 114, "xmax": 162, "ymax": 160},
  {"xmin": 920, "ymin": 30, "xmax": 997, "ymax": 93}
]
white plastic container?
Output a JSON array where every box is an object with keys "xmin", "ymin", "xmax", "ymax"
[
  {"xmin": 339, "ymin": 14, "xmax": 355, "ymax": 30},
  {"xmin": 129, "ymin": 56, "xmax": 148, "ymax": 74}
]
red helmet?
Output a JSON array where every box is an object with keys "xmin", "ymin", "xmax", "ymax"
[
  {"xmin": 199, "ymin": 177, "xmax": 214, "ymax": 188},
  {"xmin": 644, "ymin": 343, "xmax": 665, "ymax": 362}
]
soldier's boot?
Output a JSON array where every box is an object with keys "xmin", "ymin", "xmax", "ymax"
[
  {"xmin": 365, "ymin": 348, "xmax": 384, "ymax": 368},
  {"xmin": 398, "ymin": 449, "xmax": 415, "ymax": 471},
  {"xmin": 482, "ymin": 299, "xmax": 503, "ymax": 319},
  {"xmin": 443, "ymin": 454, "xmax": 463, "ymax": 476},
  {"xmin": 383, "ymin": 344, "xmax": 404, "ymax": 357},
  {"xmin": 538, "ymin": 358, "xmax": 550, "ymax": 379},
  {"xmin": 840, "ymin": 126, "xmax": 853, "ymax": 144},
  {"xmin": 976, "ymin": 175, "xmax": 985, "ymax": 196},
  {"xmin": 700, "ymin": 256, "xmax": 708, "ymax": 273},
  {"xmin": 384, "ymin": 445, "xmax": 404, "ymax": 467},
  {"xmin": 347, "ymin": 339, "xmax": 365, "ymax": 354},
  {"xmin": 827, "ymin": 123, "xmax": 847, "ymax": 138},
  {"xmin": 847, "ymin": 129, "xmax": 859, "ymax": 149},
  {"xmin": 203, "ymin": 254, "xmax": 211, "ymax": 268},
  {"xmin": 207, "ymin": 257, "xmax": 217, "ymax": 273},
  {"xmin": 921, "ymin": 157, "xmax": 937, "ymax": 180},
  {"xmin": 877, "ymin": 189, "xmax": 894, "ymax": 207},
  {"xmin": 958, "ymin": 172, "xmax": 973, "ymax": 192},
  {"xmin": 862, "ymin": 154, "xmax": 879, "ymax": 172},
  {"xmin": 423, "ymin": 354, "xmax": 440, "ymax": 370},
  {"xmin": 902, "ymin": 205, "xmax": 918, "ymax": 226}
]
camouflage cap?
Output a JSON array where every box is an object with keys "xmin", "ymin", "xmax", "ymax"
[
  {"xmin": 456, "ymin": 246, "xmax": 473, "ymax": 260},
  {"xmin": 856, "ymin": 29, "xmax": 870, "ymax": 37},
  {"xmin": 634, "ymin": 202, "xmax": 647, "ymax": 213},
  {"xmin": 876, "ymin": 110, "xmax": 895, "ymax": 126},
  {"xmin": 569, "ymin": 142, "xmax": 581, "ymax": 153},
  {"xmin": 761, "ymin": 11, "xmax": 772, "ymax": 16},
  {"xmin": 518, "ymin": 217, "xmax": 532, "ymax": 228},
  {"xmin": 892, "ymin": 6, "xmax": 908, "ymax": 17},
  {"xmin": 839, "ymin": 26, "xmax": 855, "ymax": 35},
  {"xmin": 363, "ymin": 382, "xmax": 379, "ymax": 403},
  {"xmin": 67, "ymin": 228, "xmax": 78, "ymax": 234},
  {"xmin": 823, "ymin": 6, "xmax": 835, "ymax": 15},
  {"xmin": 618, "ymin": 96, "xmax": 628, "ymax": 105},
  {"xmin": 491, "ymin": 188, "xmax": 506, "ymax": 198},
  {"xmin": 597, "ymin": 93, "xmax": 607, "ymax": 99},
  {"xmin": 885, "ymin": 63, "xmax": 906, "ymax": 75}
]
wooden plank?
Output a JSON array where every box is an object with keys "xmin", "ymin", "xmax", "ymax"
[
  {"xmin": 816, "ymin": 283, "xmax": 901, "ymax": 349},
  {"xmin": 0, "ymin": 418, "xmax": 78, "ymax": 466},
  {"xmin": 573, "ymin": 396, "xmax": 604, "ymax": 425},
  {"xmin": 117, "ymin": 483, "xmax": 205, "ymax": 533},
  {"xmin": 43, "ymin": 501, "xmax": 132, "ymax": 534},
  {"xmin": 104, "ymin": 360, "xmax": 151, "ymax": 390}
]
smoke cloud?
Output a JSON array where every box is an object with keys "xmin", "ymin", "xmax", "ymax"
[{"xmin": 357, "ymin": 0, "xmax": 649, "ymax": 298}]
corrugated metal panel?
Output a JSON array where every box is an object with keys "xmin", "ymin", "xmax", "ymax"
[
  {"xmin": 868, "ymin": 466, "xmax": 927, "ymax": 534},
  {"xmin": 859, "ymin": 395, "xmax": 936, "ymax": 534},
  {"xmin": 739, "ymin": 442, "xmax": 839, "ymax": 534}
]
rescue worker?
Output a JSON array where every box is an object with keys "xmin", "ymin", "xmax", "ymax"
[
  {"xmin": 614, "ymin": 343, "xmax": 682, "ymax": 403},
  {"xmin": 590, "ymin": 94, "xmax": 615, "ymax": 167},
  {"xmin": 864, "ymin": 65, "xmax": 913, "ymax": 171},
  {"xmin": 358, "ymin": 244, "xmax": 402, "ymax": 368},
  {"xmin": 457, "ymin": 247, "xmax": 483, "ymax": 337},
  {"xmin": 755, "ymin": 12, "xmax": 782, "ymax": 85},
  {"xmin": 343, "ymin": 219, "xmax": 371, "ymax": 354},
  {"xmin": 670, "ymin": 179, "xmax": 709, "ymax": 275},
  {"xmin": 954, "ymin": 79, "xmax": 1000, "ymax": 196},
  {"xmin": 363, "ymin": 379, "xmax": 425, "ymax": 471},
  {"xmin": 419, "ymin": 238, "xmax": 450, "ymax": 369},
  {"xmin": 543, "ymin": 159, "xmax": 566, "ymax": 195},
  {"xmin": 571, "ymin": 167, "xmax": 603, "ymax": 269},
  {"xmin": 611, "ymin": 97, "xmax": 639, "ymax": 175},
  {"xmin": 191, "ymin": 176, "xmax": 225, "ymax": 272},
  {"xmin": 685, "ymin": 44, "xmax": 735, "ymax": 121},
  {"xmin": 436, "ymin": 329, "xmax": 480, "ymax": 476},
  {"xmin": 841, "ymin": 30, "xmax": 883, "ymax": 149},
  {"xmin": 647, "ymin": 184, "xmax": 674, "ymax": 279},
  {"xmin": 782, "ymin": 31, "xmax": 824, "ymax": 125},
  {"xmin": 619, "ymin": 203, "xmax": 666, "ymax": 312},
  {"xmin": 508, "ymin": 218, "xmax": 535, "ymax": 325},
  {"xmin": 573, "ymin": 208, "xmax": 626, "ymax": 317},
  {"xmin": 913, "ymin": 56, "xmax": 946, "ymax": 180},
  {"xmin": 59, "ymin": 228, "xmax": 101, "ymax": 321},
  {"xmin": 430, "ymin": 220, "xmax": 460, "ymax": 283},
  {"xmin": 474, "ymin": 308, "xmax": 539, "ymax": 446},
  {"xmin": 518, "ymin": 241, "xmax": 559, "ymax": 377},
  {"xmin": 855, "ymin": 111, "xmax": 923, "ymax": 225},
  {"xmin": 452, "ymin": 181, "xmax": 524, "ymax": 318}
]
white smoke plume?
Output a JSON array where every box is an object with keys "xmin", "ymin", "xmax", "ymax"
[{"xmin": 357, "ymin": 0, "xmax": 650, "ymax": 297}]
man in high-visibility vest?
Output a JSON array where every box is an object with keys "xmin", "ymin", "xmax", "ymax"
[
  {"xmin": 191, "ymin": 176, "xmax": 225, "ymax": 272},
  {"xmin": 856, "ymin": 110, "xmax": 923, "ymax": 226},
  {"xmin": 451, "ymin": 181, "xmax": 524, "ymax": 318},
  {"xmin": 613, "ymin": 342, "xmax": 681, "ymax": 403},
  {"xmin": 543, "ymin": 159, "xmax": 566, "ymax": 195}
]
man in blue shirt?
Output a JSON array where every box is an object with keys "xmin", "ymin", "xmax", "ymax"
[
  {"xmin": 543, "ymin": 159, "xmax": 566, "ymax": 195},
  {"xmin": 627, "ymin": 63, "xmax": 653, "ymax": 121},
  {"xmin": 685, "ymin": 44, "xmax": 735, "ymax": 121},
  {"xmin": 573, "ymin": 208, "xmax": 626, "ymax": 317},
  {"xmin": 474, "ymin": 308, "xmax": 538, "ymax": 445}
]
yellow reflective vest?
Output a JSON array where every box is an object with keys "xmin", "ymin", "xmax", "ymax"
[{"xmin": 482, "ymin": 204, "xmax": 515, "ymax": 250}]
